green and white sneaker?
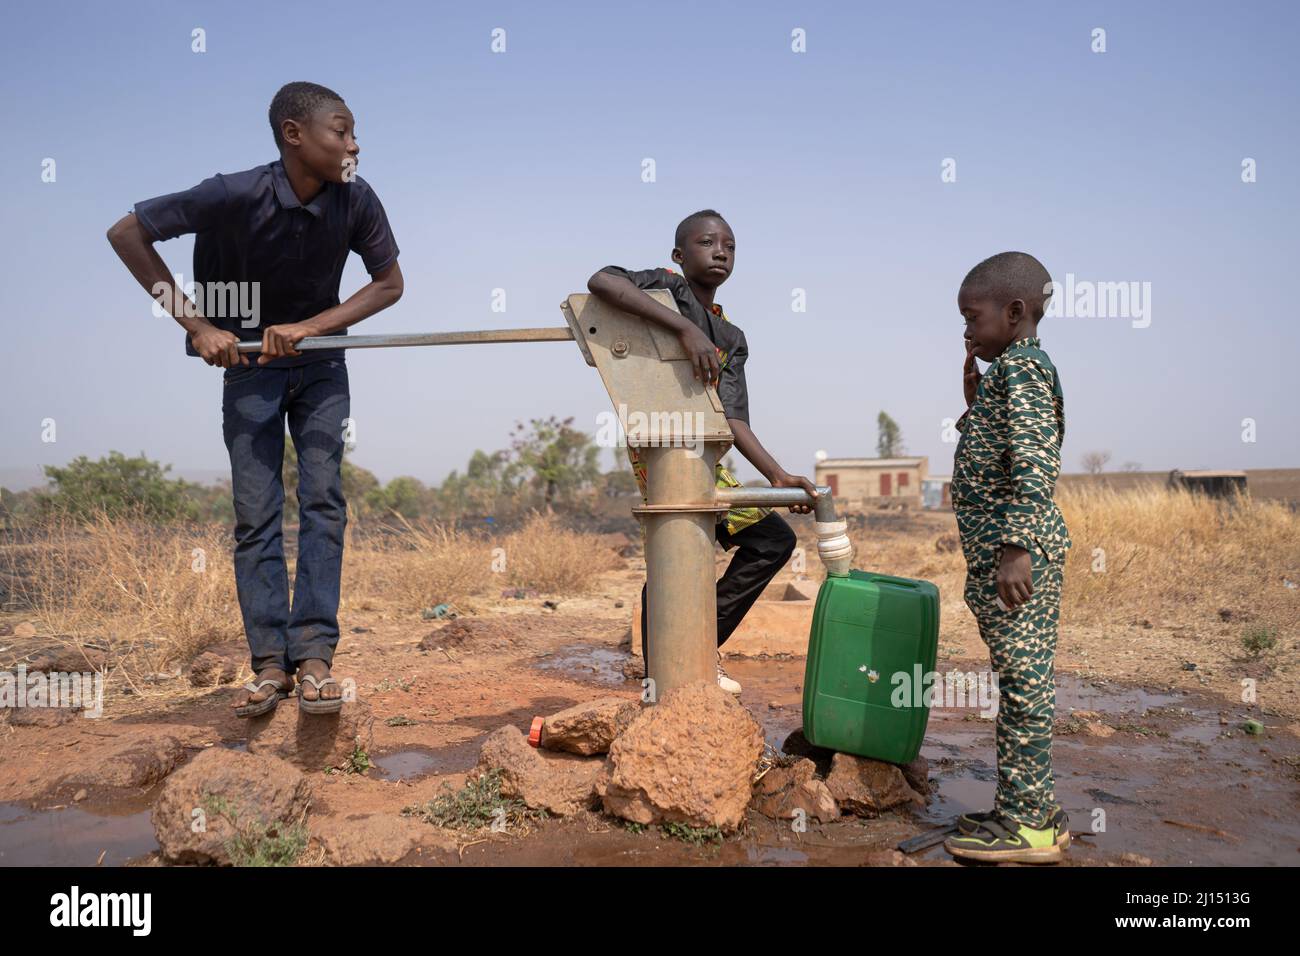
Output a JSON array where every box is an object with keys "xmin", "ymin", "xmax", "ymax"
[
  {"xmin": 958, "ymin": 807, "xmax": 1070, "ymax": 848},
  {"xmin": 944, "ymin": 813, "xmax": 1067, "ymax": 864}
]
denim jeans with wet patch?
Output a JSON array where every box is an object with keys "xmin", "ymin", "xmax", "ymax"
[{"xmin": 221, "ymin": 358, "xmax": 349, "ymax": 674}]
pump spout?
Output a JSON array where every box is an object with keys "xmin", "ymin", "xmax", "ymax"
[{"xmin": 712, "ymin": 485, "xmax": 854, "ymax": 576}]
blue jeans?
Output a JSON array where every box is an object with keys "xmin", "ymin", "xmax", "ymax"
[{"xmin": 221, "ymin": 358, "xmax": 350, "ymax": 674}]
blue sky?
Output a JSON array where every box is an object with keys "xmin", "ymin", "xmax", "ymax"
[{"xmin": 2, "ymin": 0, "xmax": 1297, "ymax": 490}]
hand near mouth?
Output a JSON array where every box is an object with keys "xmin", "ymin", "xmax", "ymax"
[{"xmin": 963, "ymin": 342, "xmax": 982, "ymax": 408}]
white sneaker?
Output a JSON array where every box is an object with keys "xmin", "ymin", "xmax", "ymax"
[{"xmin": 716, "ymin": 662, "xmax": 742, "ymax": 695}]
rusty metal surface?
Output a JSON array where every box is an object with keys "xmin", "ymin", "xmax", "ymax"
[
  {"xmin": 640, "ymin": 444, "xmax": 721, "ymax": 697},
  {"xmin": 563, "ymin": 292, "xmax": 734, "ymax": 448}
]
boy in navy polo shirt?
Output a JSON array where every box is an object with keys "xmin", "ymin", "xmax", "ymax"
[
  {"xmin": 107, "ymin": 82, "xmax": 403, "ymax": 717},
  {"xmin": 587, "ymin": 210, "xmax": 817, "ymax": 695}
]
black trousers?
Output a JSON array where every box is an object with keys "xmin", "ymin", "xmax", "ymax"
[{"xmin": 639, "ymin": 511, "xmax": 797, "ymax": 670}]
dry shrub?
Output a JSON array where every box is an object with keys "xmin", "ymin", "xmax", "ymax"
[
  {"xmin": 497, "ymin": 511, "xmax": 622, "ymax": 594},
  {"xmin": 1058, "ymin": 486, "xmax": 1299, "ymax": 630},
  {"xmin": 342, "ymin": 518, "xmax": 494, "ymax": 611},
  {"xmin": 1, "ymin": 506, "xmax": 649, "ymax": 697},
  {"xmin": 840, "ymin": 486, "xmax": 1298, "ymax": 636},
  {"xmin": 5, "ymin": 512, "xmax": 241, "ymax": 685},
  {"xmin": 342, "ymin": 511, "xmax": 622, "ymax": 609}
]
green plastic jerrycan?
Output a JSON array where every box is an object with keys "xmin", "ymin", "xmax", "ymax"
[{"xmin": 801, "ymin": 569, "xmax": 940, "ymax": 764}]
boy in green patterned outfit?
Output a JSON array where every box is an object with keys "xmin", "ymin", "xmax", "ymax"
[
  {"xmin": 943, "ymin": 252, "xmax": 1073, "ymax": 864},
  {"xmin": 587, "ymin": 210, "xmax": 818, "ymax": 696}
]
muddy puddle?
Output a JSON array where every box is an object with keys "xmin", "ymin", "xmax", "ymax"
[
  {"xmin": 373, "ymin": 737, "xmax": 484, "ymax": 781},
  {"xmin": 731, "ymin": 658, "xmax": 1300, "ymax": 866},
  {"xmin": 482, "ymin": 656, "xmax": 1299, "ymax": 867},
  {"xmin": 0, "ymin": 800, "xmax": 158, "ymax": 866},
  {"xmin": 4, "ymin": 654, "xmax": 1293, "ymax": 867},
  {"xmin": 533, "ymin": 644, "xmax": 627, "ymax": 685}
]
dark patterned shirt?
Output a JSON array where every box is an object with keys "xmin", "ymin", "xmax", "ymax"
[{"xmin": 951, "ymin": 337, "xmax": 1072, "ymax": 568}]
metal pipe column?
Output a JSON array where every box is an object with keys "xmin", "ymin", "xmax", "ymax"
[{"xmin": 638, "ymin": 443, "xmax": 724, "ymax": 698}]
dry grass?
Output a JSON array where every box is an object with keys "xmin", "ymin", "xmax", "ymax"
[
  {"xmin": 3, "ymin": 513, "xmax": 241, "ymax": 687},
  {"xmin": 1057, "ymin": 486, "xmax": 1299, "ymax": 633},
  {"xmin": 342, "ymin": 518, "xmax": 495, "ymax": 613},
  {"xmin": 3, "ymin": 509, "xmax": 623, "ymax": 694},
  {"xmin": 343, "ymin": 511, "xmax": 621, "ymax": 610},
  {"xmin": 495, "ymin": 512, "xmax": 624, "ymax": 593},
  {"xmin": 842, "ymin": 486, "xmax": 1299, "ymax": 637}
]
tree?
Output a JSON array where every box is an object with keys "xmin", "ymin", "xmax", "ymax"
[
  {"xmin": 1081, "ymin": 450, "xmax": 1112, "ymax": 475},
  {"xmin": 367, "ymin": 476, "xmax": 430, "ymax": 519},
  {"xmin": 436, "ymin": 449, "xmax": 515, "ymax": 517},
  {"xmin": 38, "ymin": 451, "xmax": 197, "ymax": 522},
  {"xmin": 507, "ymin": 416, "xmax": 602, "ymax": 511},
  {"xmin": 877, "ymin": 411, "xmax": 906, "ymax": 458}
]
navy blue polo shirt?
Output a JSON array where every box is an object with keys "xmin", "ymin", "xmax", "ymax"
[{"xmin": 133, "ymin": 159, "xmax": 400, "ymax": 367}]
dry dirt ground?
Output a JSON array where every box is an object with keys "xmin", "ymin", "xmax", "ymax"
[{"xmin": 1, "ymin": 514, "xmax": 1298, "ymax": 867}]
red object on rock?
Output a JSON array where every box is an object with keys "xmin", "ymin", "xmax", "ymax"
[{"xmin": 528, "ymin": 716, "xmax": 544, "ymax": 747}]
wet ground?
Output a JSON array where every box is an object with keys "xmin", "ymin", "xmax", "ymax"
[{"xmin": 4, "ymin": 639, "xmax": 1297, "ymax": 867}]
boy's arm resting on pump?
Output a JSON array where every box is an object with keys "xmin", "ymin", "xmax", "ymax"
[{"xmin": 586, "ymin": 267, "xmax": 720, "ymax": 386}]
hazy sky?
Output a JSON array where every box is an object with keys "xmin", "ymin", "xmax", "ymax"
[{"xmin": 3, "ymin": 0, "xmax": 1297, "ymax": 491}]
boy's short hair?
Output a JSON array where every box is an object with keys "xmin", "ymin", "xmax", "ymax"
[
  {"xmin": 268, "ymin": 81, "xmax": 346, "ymax": 150},
  {"xmin": 675, "ymin": 209, "xmax": 730, "ymax": 248},
  {"xmin": 961, "ymin": 251, "xmax": 1053, "ymax": 321}
]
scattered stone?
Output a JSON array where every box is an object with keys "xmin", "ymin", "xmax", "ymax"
[
  {"xmin": 24, "ymin": 645, "xmax": 108, "ymax": 673},
  {"xmin": 246, "ymin": 699, "xmax": 374, "ymax": 772},
  {"xmin": 934, "ymin": 534, "xmax": 960, "ymax": 554},
  {"xmin": 621, "ymin": 657, "xmax": 643, "ymax": 681},
  {"xmin": 151, "ymin": 748, "xmax": 311, "ymax": 865},
  {"xmin": 1082, "ymin": 721, "xmax": 1115, "ymax": 738},
  {"xmin": 419, "ymin": 618, "xmax": 511, "ymax": 651},
  {"xmin": 189, "ymin": 651, "xmax": 241, "ymax": 687},
  {"xmin": 72, "ymin": 789, "xmax": 87, "ymax": 803},
  {"xmin": 899, "ymin": 755, "xmax": 931, "ymax": 796},
  {"xmin": 824, "ymin": 753, "xmax": 925, "ymax": 817},
  {"xmin": 780, "ymin": 728, "xmax": 836, "ymax": 777},
  {"xmin": 542, "ymin": 600, "xmax": 559, "ymax": 611},
  {"xmin": 4, "ymin": 704, "xmax": 81, "ymax": 727},
  {"xmin": 1120, "ymin": 852, "xmax": 1153, "ymax": 867},
  {"xmin": 540, "ymin": 697, "xmax": 641, "ymax": 756},
  {"xmin": 473, "ymin": 725, "xmax": 601, "ymax": 816},
  {"xmin": 597, "ymin": 681, "xmax": 763, "ymax": 831},
  {"xmin": 351, "ymin": 626, "xmax": 371, "ymax": 634},
  {"xmin": 13, "ymin": 622, "xmax": 37, "ymax": 639},
  {"xmin": 751, "ymin": 758, "xmax": 838, "ymax": 823},
  {"xmin": 59, "ymin": 733, "xmax": 188, "ymax": 793},
  {"xmin": 313, "ymin": 813, "xmax": 429, "ymax": 865},
  {"xmin": 614, "ymin": 600, "xmax": 624, "ymax": 609}
]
